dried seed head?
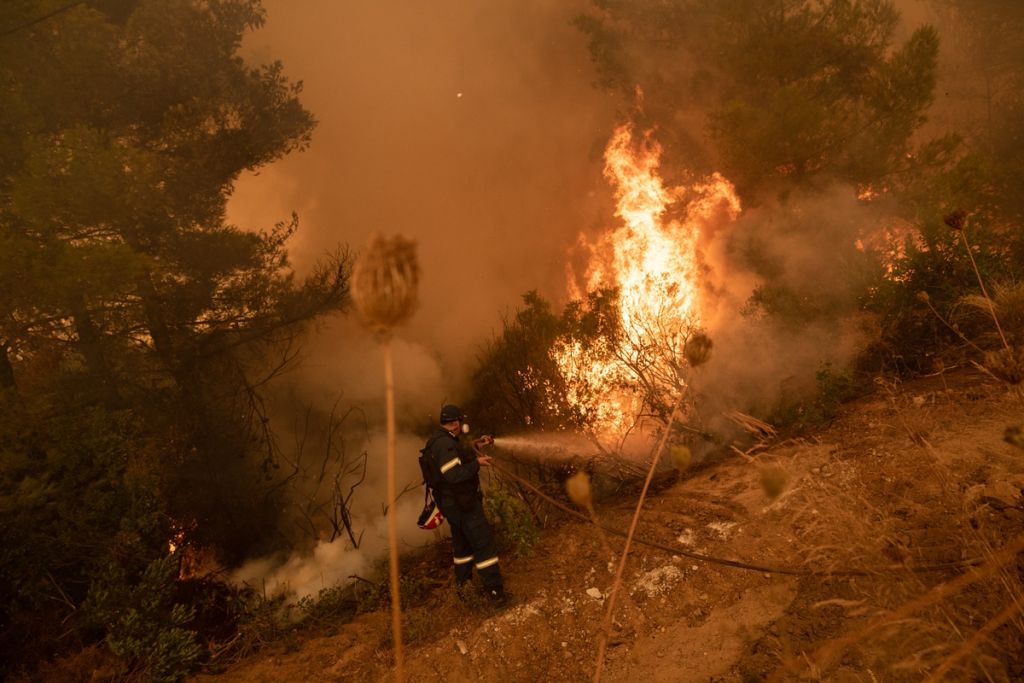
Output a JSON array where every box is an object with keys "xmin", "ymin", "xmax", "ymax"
[
  {"xmin": 916, "ymin": 291, "xmax": 930, "ymax": 304},
  {"xmin": 670, "ymin": 445, "xmax": 691, "ymax": 472},
  {"xmin": 1005, "ymin": 425, "xmax": 1024, "ymax": 450},
  {"xmin": 684, "ymin": 332, "xmax": 713, "ymax": 368},
  {"xmin": 943, "ymin": 209, "xmax": 966, "ymax": 231},
  {"xmin": 984, "ymin": 346, "xmax": 1024, "ymax": 386},
  {"xmin": 565, "ymin": 470, "xmax": 593, "ymax": 510},
  {"xmin": 350, "ymin": 234, "xmax": 420, "ymax": 334},
  {"xmin": 759, "ymin": 466, "xmax": 788, "ymax": 499}
]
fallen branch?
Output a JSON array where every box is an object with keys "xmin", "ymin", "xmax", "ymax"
[{"xmin": 724, "ymin": 410, "xmax": 777, "ymax": 438}]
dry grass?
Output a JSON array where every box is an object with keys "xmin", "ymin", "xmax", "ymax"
[
  {"xmin": 960, "ymin": 281, "xmax": 1024, "ymax": 348},
  {"xmin": 983, "ymin": 345, "xmax": 1024, "ymax": 386},
  {"xmin": 763, "ymin": 377, "xmax": 1024, "ymax": 682}
]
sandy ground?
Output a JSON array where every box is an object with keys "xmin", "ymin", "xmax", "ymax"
[{"xmin": 191, "ymin": 369, "xmax": 1024, "ymax": 682}]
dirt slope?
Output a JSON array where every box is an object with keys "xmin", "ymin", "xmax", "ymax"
[{"xmin": 194, "ymin": 370, "xmax": 1024, "ymax": 682}]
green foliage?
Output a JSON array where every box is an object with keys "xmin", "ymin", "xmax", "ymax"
[
  {"xmin": 863, "ymin": 212, "xmax": 1024, "ymax": 373},
  {"xmin": 0, "ymin": 400, "xmax": 167, "ymax": 675},
  {"xmin": 227, "ymin": 590, "xmax": 296, "ymax": 660},
  {"xmin": 467, "ymin": 288, "xmax": 624, "ymax": 434},
  {"xmin": 84, "ymin": 555, "xmax": 202, "ymax": 683},
  {"xmin": 575, "ymin": 0, "xmax": 1024, "ymax": 382},
  {"xmin": 858, "ymin": 3, "xmax": 1024, "ymax": 372},
  {"xmin": 484, "ymin": 484, "xmax": 540, "ymax": 558},
  {"xmin": 467, "ymin": 291, "xmax": 570, "ymax": 431},
  {"xmin": 295, "ymin": 570, "xmax": 429, "ymax": 626},
  {"xmin": 296, "ymin": 583, "xmax": 359, "ymax": 626},
  {"xmin": 0, "ymin": 1, "xmax": 337, "ymax": 389},
  {"xmin": 768, "ymin": 362, "xmax": 858, "ymax": 435},
  {"xmin": 575, "ymin": 0, "xmax": 940, "ymax": 200},
  {"xmin": 0, "ymin": 0, "xmax": 350, "ymax": 676}
]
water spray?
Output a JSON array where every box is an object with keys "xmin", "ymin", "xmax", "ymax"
[{"xmin": 490, "ymin": 432, "xmax": 603, "ymax": 461}]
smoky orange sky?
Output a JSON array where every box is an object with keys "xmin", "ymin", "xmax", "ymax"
[{"xmin": 229, "ymin": 0, "xmax": 620, "ymax": 389}]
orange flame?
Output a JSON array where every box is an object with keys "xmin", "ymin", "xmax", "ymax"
[{"xmin": 556, "ymin": 124, "xmax": 740, "ymax": 442}]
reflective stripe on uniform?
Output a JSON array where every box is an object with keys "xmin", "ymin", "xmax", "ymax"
[
  {"xmin": 453, "ymin": 555, "xmax": 474, "ymax": 565},
  {"xmin": 475, "ymin": 556, "xmax": 499, "ymax": 570},
  {"xmin": 440, "ymin": 457, "xmax": 460, "ymax": 474}
]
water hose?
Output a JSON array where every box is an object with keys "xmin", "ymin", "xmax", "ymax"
[{"xmin": 482, "ymin": 454, "xmax": 985, "ymax": 578}]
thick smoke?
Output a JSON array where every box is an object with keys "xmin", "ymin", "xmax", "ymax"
[
  {"xmin": 232, "ymin": 430, "xmax": 428, "ymax": 600},
  {"xmin": 231, "ymin": 0, "xmax": 617, "ymax": 376},
  {"xmin": 695, "ymin": 185, "xmax": 887, "ymax": 424},
  {"xmin": 227, "ymin": 0, "xmax": 616, "ymax": 598},
  {"xmin": 687, "ymin": 0, "xmax": 991, "ymax": 428}
]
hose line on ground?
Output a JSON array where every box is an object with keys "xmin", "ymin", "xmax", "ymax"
[{"xmin": 483, "ymin": 456, "xmax": 984, "ymax": 578}]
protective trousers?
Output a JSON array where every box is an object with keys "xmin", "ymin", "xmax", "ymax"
[{"xmin": 440, "ymin": 495, "xmax": 503, "ymax": 591}]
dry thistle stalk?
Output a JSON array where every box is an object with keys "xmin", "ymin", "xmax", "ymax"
[
  {"xmin": 565, "ymin": 470, "xmax": 614, "ymax": 565},
  {"xmin": 670, "ymin": 444, "xmax": 691, "ymax": 472},
  {"xmin": 943, "ymin": 209, "xmax": 966, "ymax": 231},
  {"xmin": 1005, "ymin": 425, "xmax": 1024, "ymax": 450},
  {"xmin": 593, "ymin": 405, "xmax": 680, "ymax": 683},
  {"xmin": 349, "ymin": 234, "xmax": 420, "ymax": 683},
  {"xmin": 566, "ymin": 470, "xmax": 594, "ymax": 511},
  {"xmin": 984, "ymin": 346, "xmax": 1023, "ymax": 386},
  {"xmin": 350, "ymin": 234, "xmax": 420, "ymax": 335},
  {"xmin": 760, "ymin": 465, "xmax": 788, "ymax": 499},
  {"xmin": 684, "ymin": 331, "xmax": 713, "ymax": 368},
  {"xmin": 943, "ymin": 208, "xmax": 1011, "ymax": 350}
]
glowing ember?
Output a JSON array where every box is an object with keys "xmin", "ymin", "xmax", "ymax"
[
  {"xmin": 556, "ymin": 123, "xmax": 740, "ymax": 442},
  {"xmin": 859, "ymin": 217, "xmax": 919, "ymax": 280}
]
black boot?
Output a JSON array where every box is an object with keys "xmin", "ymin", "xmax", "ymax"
[{"xmin": 485, "ymin": 587, "xmax": 509, "ymax": 606}]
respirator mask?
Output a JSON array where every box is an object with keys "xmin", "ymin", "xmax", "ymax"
[{"xmin": 461, "ymin": 422, "xmax": 470, "ymax": 434}]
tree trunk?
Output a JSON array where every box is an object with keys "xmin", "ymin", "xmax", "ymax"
[
  {"xmin": 135, "ymin": 273, "xmax": 200, "ymax": 401},
  {"xmin": 70, "ymin": 298, "xmax": 119, "ymax": 405}
]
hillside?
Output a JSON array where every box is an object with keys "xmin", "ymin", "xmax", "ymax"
[{"xmin": 192, "ymin": 369, "xmax": 1023, "ymax": 682}]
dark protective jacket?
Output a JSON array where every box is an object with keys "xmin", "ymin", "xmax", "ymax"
[
  {"xmin": 423, "ymin": 427, "xmax": 481, "ymax": 508},
  {"xmin": 422, "ymin": 426, "xmax": 504, "ymax": 592}
]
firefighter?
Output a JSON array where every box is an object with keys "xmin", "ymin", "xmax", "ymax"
[{"xmin": 423, "ymin": 404, "xmax": 507, "ymax": 604}]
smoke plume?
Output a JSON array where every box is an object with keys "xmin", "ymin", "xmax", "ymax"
[
  {"xmin": 227, "ymin": 0, "xmax": 616, "ymax": 598},
  {"xmin": 696, "ymin": 185, "xmax": 886, "ymax": 423},
  {"xmin": 231, "ymin": 0, "xmax": 617, "ymax": 375},
  {"xmin": 231, "ymin": 430, "xmax": 427, "ymax": 600}
]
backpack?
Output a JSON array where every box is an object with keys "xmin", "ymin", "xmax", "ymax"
[{"xmin": 416, "ymin": 439, "xmax": 444, "ymax": 530}]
